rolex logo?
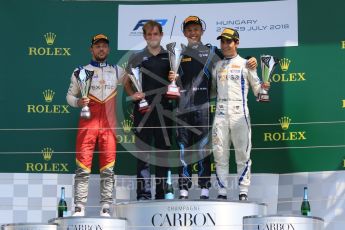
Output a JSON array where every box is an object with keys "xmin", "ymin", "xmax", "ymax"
[
  {"xmin": 121, "ymin": 119, "xmax": 133, "ymax": 133},
  {"xmin": 43, "ymin": 89, "xmax": 55, "ymax": 103},
  {"xmin": 27, "ymin": 90, "xmax": 70, "ymax": 114},
  {"xmin": 44, "ymin": 32, "xmax": 56, "ymax": 45},
  {"xmin": 279, "ymin": 116, "xmax": 291, "ymax": 130},
  {"xmin": 264, "ymin": 116, "xmax": 306, "ymax": 142},
  {"xmin": 28, "ymin": 32, "xmax": 71, "ymax": 56},
  {"xmin": 42, "ymin": 147, "xmax": 53, "ymax": 161},
  {"xmin": 26, "ymin": 147, "xmax": 69, "ymax": 172},
  {"xmin": 279, "ymin": 58, "xmax": 291, "ymax": 72}
]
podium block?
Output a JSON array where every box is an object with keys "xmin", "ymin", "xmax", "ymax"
[
  {"xmin": 115, "ymin": 200, "xmax": 267, "ymax": 230},
  {"xmin": 49, "ymin": 217, "xmax": 127, "ymax": 230},
  {"xmin": 243, "ymin": 215, "xmax": 324, "ymax": 230}
]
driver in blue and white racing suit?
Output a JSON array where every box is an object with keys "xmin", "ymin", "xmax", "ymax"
[{"xmin": 212, "ymin": 28, "xmax": 269, "ymax": 201}]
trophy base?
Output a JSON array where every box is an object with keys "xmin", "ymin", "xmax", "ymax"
[
  {"xmin": 166, "ymin": 85, "xmax": 180, "ymax": 99},
  {"xmin": 257, "ymin": 93, "xmax": 270, "ymax": 102},
  {"xmin": 139, "ymin": 106, "xmax": 150, "ymax": 114},
  {"xmin": 138, "ymin": 100, "xmax": 150, "ymax": 114},
  {"xmin": 80, "ymin": 106, "xmax": 91, "ymax": 119}
]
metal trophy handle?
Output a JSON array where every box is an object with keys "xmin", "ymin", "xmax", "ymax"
[
  {"xmin": 129, "ymin": 67, "xmax": 150, "ymax": 114},
  {"xmin": 74, "ymin": 68, "xmax": 94, "ymax": 119},
  {"xmin": 257, "ymin": 55, "xmax": 279, "ymax": 102},
  {"xmin": 166, "ymin": 42, "xmax": 185, "ymax": 99}
]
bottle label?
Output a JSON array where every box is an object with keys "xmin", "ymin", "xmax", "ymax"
[{"xmin": 164, "ymin": 193, "xmax": 174, "ymax": 200}]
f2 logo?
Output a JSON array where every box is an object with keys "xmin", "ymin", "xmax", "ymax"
[{"xmin": 133, "ymin": 19, "xmax": 168, "ymax": 31}]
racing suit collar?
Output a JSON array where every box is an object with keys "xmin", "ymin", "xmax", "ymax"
[
  {"xmin": 224, "ymin": 54, "xmax": 238, "ymax": 60},
  {"xmin": 90, "ymin": 60, "xmax": 108, "ymax": 67},
  {"xmin": 188, "ymin": 42, "xmax": 203, "ymax": 49}
]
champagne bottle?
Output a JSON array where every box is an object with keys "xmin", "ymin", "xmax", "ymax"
[
  {"xmin": 301, "ymin": 187, "xmax": 311, "ymax": 216},
  {"xmin": 58, "ymin": 187, "xmax": 67, "ymax": 218},
  {"xmin": 164, "ymin": 170, "xmax": 174, "ymax": 199}
]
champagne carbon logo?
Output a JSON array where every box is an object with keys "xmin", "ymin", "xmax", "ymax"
[
  {"xmin": 151, "ymin": 206, "xmax": 216, "ymax": 227},
  {"xmin": 264, "ymin": 116, "xmax": 307, "ymax": 142},
  {"xmin": 257, "ymin": 223, "xmax": 295, "ymax": 230},
  {"xmin": 25, "ymin": 147, "xmax": 69, "ymax": 172},
  {"xmin": 27, "ymin": 89, "xmax": 70, "ymax": 114},
  {"xmin": 28, "ymin": 32, "xmax": 71, "ymax": 56},
  {"xmin": 270, "ymin": 57, "xmax": 306, "ymax": 82},
  {"xmin": 65, "ymin": 225, "xmax": 102, "ymax": 230}
]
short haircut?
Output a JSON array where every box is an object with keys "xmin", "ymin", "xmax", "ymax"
[{"xmin": 142, "ymin": 20, "xmax": 163, "ymax": 35}]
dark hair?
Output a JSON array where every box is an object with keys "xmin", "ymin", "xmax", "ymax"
[{"xmin": 142, "ymin": 20, "xmax": 163, "ymax": 35}]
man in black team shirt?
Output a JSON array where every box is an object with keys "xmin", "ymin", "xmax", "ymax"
[
  {"xmin": 124, "ymin": 20, "xmax": 173, "ymax": 200},
  {"xmin": 169, "ymin": 16, "xmax": 257, "ymax": 199}
]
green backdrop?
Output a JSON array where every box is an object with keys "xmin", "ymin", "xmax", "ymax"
[{"xmin": 0, "ymin": 0, "xmax": 344, "ymax": 174}]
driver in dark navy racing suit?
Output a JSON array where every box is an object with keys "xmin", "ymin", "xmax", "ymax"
[{"xmin": 169, "ymin": 16, "xmax": 257, "ymax": 200}]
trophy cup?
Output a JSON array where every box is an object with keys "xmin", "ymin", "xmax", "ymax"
[
  {"xmin": 257, "ymin": 55, "xmax": 279, "ymax": 102},
  {"xmin": 129, "ymin": 67, "xmax": 150, "ymax": 114},
  {"xmin": 166, "ymin": 42, "xmax": 186, "ymax": 99},
  {"xmin": 74, "ymin": 68, "xmax": 94, "ymax": 119}
]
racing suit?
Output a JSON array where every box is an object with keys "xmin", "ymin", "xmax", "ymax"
[
  {"xmin": 66, "ymin": 60, "xmax": 125, "ymax": 206},
  {"xmin": 177, "ymin": 43, "xmax": 221, "ymax": 191},
  {"xmin": 126, "ymin": 47, "xmax": 173, "ymax": 200},
  {"xmin": 211, "ymin": 55, "xmax": 261, "ymax": 196}
]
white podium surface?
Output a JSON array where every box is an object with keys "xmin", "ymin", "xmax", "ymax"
[
  {"xmin": 243, "ymin": 215, "xmax": 324, "ymax": 230},
  {"xmin": 115, "ymin": 200, "xmax": 267, "ymax": 230}
]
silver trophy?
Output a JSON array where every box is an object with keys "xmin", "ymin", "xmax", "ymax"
[
  {"xmin": 166, "ymin": 42, "xmax": 186, "ymax": 99},
  {"xmin": 257, "ymin": 55, "xmax": 279, "ymax": 102},
  {"xmin": 129, "ymin": 67, "xmax": 150, "ymax": 114},
  {"xmin": 74, "ymin": 68, "xmax": 94, "ymax": 119}
]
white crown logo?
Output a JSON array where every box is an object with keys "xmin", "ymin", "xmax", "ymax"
[
  {"xmin": 44, "ymin": 32, "xmax": 56, "ymax": 45},
  {"xmin": 42, "ymin": 147, "xmax": 53, "ymax": 161},
  {"xmin": 43, "ymin": 89, "xmax": 55, "ymax": 103}
]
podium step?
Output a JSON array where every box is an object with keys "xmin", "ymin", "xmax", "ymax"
[
  {"xmin": 48, "ymin": 217, "xmax": 127, "ymax": 230},
  {"xmin": 115, "ymin": 199, "xmax": 267, "ymax": 230},
  {"xmin": 1, "ymin": 223, "xmax": 57, "ymax": 230}
]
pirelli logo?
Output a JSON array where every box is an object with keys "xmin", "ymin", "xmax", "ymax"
[{"xmin": 341, "ymin": 41, "xmax": 345, "ymax": 49}]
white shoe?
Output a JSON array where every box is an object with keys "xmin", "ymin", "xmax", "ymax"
[
  {"xmin": 100, "ymin": 204, "xmax": 111, "ymax": 217},
  {"xmin": 72, "ymin": 206, "xmax": 85, "ymax": 217}
]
